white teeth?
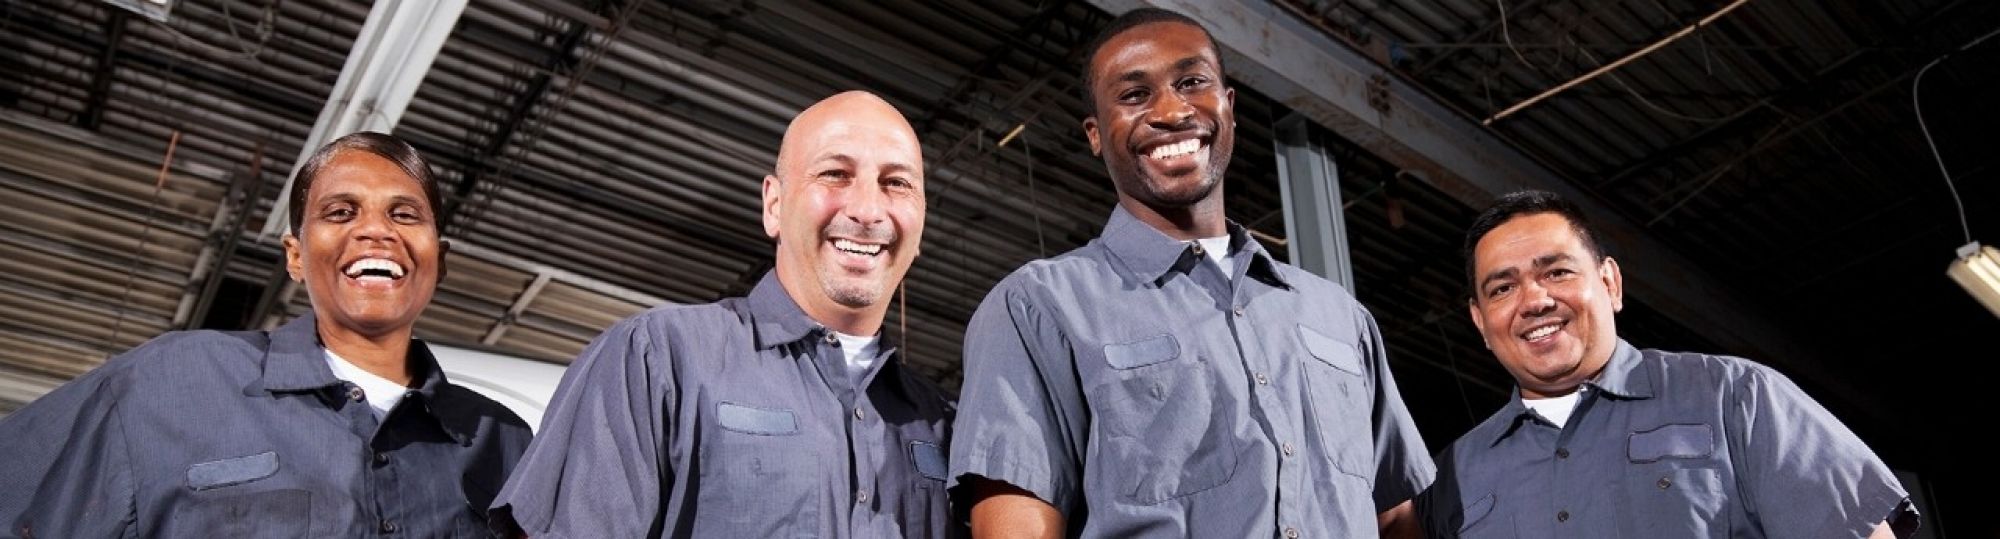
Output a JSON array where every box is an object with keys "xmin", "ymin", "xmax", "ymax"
[
  {"xmin": 1147, "ymin": 139, "xmax": 1202, "ymax": 160},
  {"xmin": 1525, "ymin": 324, "xmax": 1560, "ymax": 340},
  {"xmin": 343, "ymin": 258, "xmax": 405, "ymax": 278},
  {"xmin": 832, "ymin": 239, "xmax": 882, "ymax": 255}
]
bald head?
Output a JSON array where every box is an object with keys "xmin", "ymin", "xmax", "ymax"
[
  {"xmin": 761, "ymin": 90, "xmax": 927, "ymax": 336},
  {"xmin": 774, "ymin": 91, "xmax": 922, "ymax": 180}
]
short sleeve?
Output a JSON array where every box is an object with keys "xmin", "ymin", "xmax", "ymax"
[
  {"xmin": 1357, "ymin": 304, "xmax": 1437, "ymax": 512},
  {"xmin": 489, "ymin": 316, "xmax": 673, "ymax": 538},
  {"xmin": 0, "ymin": 355, "xmax": 138, "ymax": 538},
  {"xmin": 946, "ymin": 279, "xmax": 1087, "ymax": 520},
  {"xmin": 1729, "ymin": 365, "xmax": 1915, "ymax": 538}
]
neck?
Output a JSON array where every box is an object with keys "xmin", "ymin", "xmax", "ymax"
[
  {"xmin": 1119, "ymin": 193, "xmax": 1228, "ymax": 240},
  {"xmin": 316, "ymin": 319, "xmax": 414, "ymax": 386}
]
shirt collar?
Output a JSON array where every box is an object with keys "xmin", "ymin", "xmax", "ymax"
[
  {"xmin": 255, "ymin": 312, "xmax": 476, "ymax": 443},
  {"xmin": 1098, "ymin": 204, "xmax": 1290, "ymax": 289},
  {"xmin": 1487, "ymin": 339, "xmax": 1651, "ymax": 445},
  {"xmin": 748, "ymin": 270, "xmax": 833, "ymax": 349}
]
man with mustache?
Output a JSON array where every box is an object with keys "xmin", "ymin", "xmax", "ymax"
[
  {"xmin": 1416, "ymin": 190, "xmax": 1917, "ymax": 538},
  {"xmin": 947, "ymin": 8, "xmax": 1432, "ymax": 537},
  {"xmin": 489, "ymin": 91, "xmax": 955, "ymax": 538}
]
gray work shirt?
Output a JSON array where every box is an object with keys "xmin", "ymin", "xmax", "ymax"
[
  {"xmin": 0, "ymin": 313, "xmax": 533, "ymax": 538},
  {"xmin": 1418, "ymin": 340, "xmax": 1918, "ymax": 538},
  {"xmin": 489, "ymin": 271, "xmax": 955, "ymax": 538},
  {"xmin": 947, "ymin": 206, "xmax": 1435, "ymax": 537}
]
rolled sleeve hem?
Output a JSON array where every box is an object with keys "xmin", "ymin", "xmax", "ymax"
[{"xmin": 948, "ymin": 453, "xmax": 1073, "ymax": 519}]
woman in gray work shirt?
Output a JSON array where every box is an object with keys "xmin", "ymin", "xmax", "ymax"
[{"xmin": 0, "ymin": 132, "xmax": 532, "ymax": 537}]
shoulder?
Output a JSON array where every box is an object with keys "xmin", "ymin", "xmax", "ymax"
[
  {"xmin": 97, "ymin": 329, "xmax": 270, "ymax": 380},
  {"xmin": 1640, "ymin": 347, "xmax": 1778, "ymax": 390},
  {"xmin": 1270, "ymin": 260, "xmax": 1362, "ymax": 306},
  {"xmin": 437, "ymin": 383, "xmax": 535, "ymax": 438},
  {"xmin": 991, "ymin": 244, "xmax": 1112, "ymax": 296}
]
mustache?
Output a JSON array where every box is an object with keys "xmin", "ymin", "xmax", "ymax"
[{"xmin": 822, "ymin": 220, "xmax": 897, "ymax": 244}]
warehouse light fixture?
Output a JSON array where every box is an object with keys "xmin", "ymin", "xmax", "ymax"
[
  {"xmin": 1915, "ymin": 26, "xmax": 2000, "ymax": 318},
  {"xmin": 1949, "ymin": 243, "xmax": 2000, "ymax": 318}
]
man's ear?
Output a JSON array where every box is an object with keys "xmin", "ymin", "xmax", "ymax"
[
  {"xmin": 1601, "ymin": 256, "xmax": 1624, "ymax": 312},
  {"xmin": 1082, "ymin": 116, "xmax": 1102, "ymax": 157},
  {"xmin": 762, "ymin": 175, "xmax": 783, "ymax": 239},
  {"xmin": 282, "ymin": 232, "xmax": 305, "ymax": 282},
  {"xmin": 1467, "ymin": 298, "xmax": 1492, "ymax": 350}
]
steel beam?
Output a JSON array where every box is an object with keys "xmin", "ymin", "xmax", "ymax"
[
  {"xmin": 1274, "ymin": 113, "xmax": 1355, "ymax": 290},
  {"xmin": 1085, "ymin": 0, "xmax": 1877, "ymax": 420}
]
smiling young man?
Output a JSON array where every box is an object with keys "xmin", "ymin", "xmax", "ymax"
[
  {"xmin": 0, "ymin": 132, "xmax": 533, "ymax": 536},
  {"xmin": 488, "ymin": 91, "xmax": 955, "ymax": 538},
  {"xmin": 947, "ymin": 8, "xmax": 1433, "ymax": 538},
  {"xmin": 1416, "ymin": 190, "xmax": 1917, "ymax": 538}
]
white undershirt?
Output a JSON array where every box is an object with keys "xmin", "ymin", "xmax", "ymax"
[
  {"xmin": 324, "ymin": 348, "xmax": 409, "ymax": 420},
  {"xmin": 1522, "ymin": 387, "xmax": 1585, "ymax": 428},
  {"xmin": 1196, "ymin": 236, "xmax": 1231, "ymax": 269},
  {"xmin": 834, "ymin": 332, "xmax": 882, "ymax": 388}
]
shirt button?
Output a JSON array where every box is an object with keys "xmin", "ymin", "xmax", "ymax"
[
  {"xmin": 1280, "ymin": 443, "xmax": 1295, "ymax": 456},
  {"xmin": 1283, "ymin": 527, "xmax": 1300, "ymax": 538},
  {"xmin": 1557, "ymin": 510, "xmax": 1569, "ymax": 522},
  {"xmin": 856, "ymin": 490, "xmax": 870, "ymax": 503},
  {"xmin": 347, "ymin": 385, "xmax": 365, "ymax": 403},
  {"xmin": 379, "ymin": 519, "xmax": 397, "ymax": 533},
  {"xmin": 824, "ymin": 332, "xmax": 839, "ymax": 345},
  {"xmin": 1232, "ymin": 306, "xmax": 1245, "ymax": 317},
  {"xmin": 853, "ymin": 408, "xmax": 865, "ymax": 420},
  {"xmin": 1254, "ymin": 372, "xmax": 1269, "ymax": 385},
  {"xmin": 1658, "ymin": 476, "xmax": 1673, "ymax": 489},
  {"xmin": 1555, "ymin": 447, "xmax": 1569, "ymax": 459},
  {"xmin": 373, "ymin": 451, "xmax": 390, "ymax": 464},
  {"xmin": 1190, "ymin": 242, "xmax": 1205, "ymax": 255}
]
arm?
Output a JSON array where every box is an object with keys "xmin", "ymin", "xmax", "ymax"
[
  {"xmin": 0, "ymin": 359, "xmax": 137, "ymax": 538},
  {"xmin": 1356, "ymin": 306, "xmax": 1437, "ymax": 516},
  {"xmin": 1728, "ymin": 365, "xmax": 1916, "ymax": 538},
  {"xmin": 948, "ymin": 280, "xmax": 1085, "ymax": 537},
  {"xmin": 1377, "ymin": 499, "xmax": 1422, "ymax": 539},
  {"xmin": 489, "ymin": 317, "xmax": 673, "ymax": 537},
  {"xmin": 966, "ymin": 477, "xmax": 1063, "ymax": 539}
]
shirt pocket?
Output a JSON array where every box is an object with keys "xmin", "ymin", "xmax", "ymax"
[
  {"xmin": 1618, "ymin": 423, "xmax": 1729, "ymax": 538},
  {"xmin": 697, "ymin": 401, "xmax": 822, "ymax": 537},
  {"xmin": 1296, "ymin": 325, "xmax": 1373, "ymax": 479},
  {"xmin": 1088, "ymin": 334, "xmax": 1243, "ymax": 505},
  {"xmin": 168, "ymin": 488, "xmax": 312, "ymax": 539}
]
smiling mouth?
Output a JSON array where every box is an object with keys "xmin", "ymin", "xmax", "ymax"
[
  {"xmin": 1521, "ymin": 321, "xmax": 1565, "ymax": 342},
  {"xmin": 1145, "ymin": 138, "xmax": 1205, "ymax": 160},
  {"xmin": 342, "ymin": 258, "xmax": 406, "ymax": 282},
  {"xmin": 831, "ymin": 238, "xmax": 884, "ymax": 257}
]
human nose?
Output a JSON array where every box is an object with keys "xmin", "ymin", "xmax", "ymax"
[
  {"xmin": 1147, "ymin": 92, "xmax": 1196, "ymax": 128},
  {"xmin": 841, "ymin": 177, "xmax": 888, "ymax": 226},
  {"xmin": 1520, "ymin": 281, "xmax": 1556, "ymax": 317},
  {"xmin": 350, "ymin": 208, "xmax": 397, "ymax": 243}
]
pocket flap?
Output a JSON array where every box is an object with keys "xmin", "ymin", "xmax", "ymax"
[
  {"xmin": 1298, "ymin": 325, "xmax": 1362, "ymax": 375},
  {"xmin": 187, "ymin": 451, "xmax": 279, "ymax": 491},
  {"xmin": 718, "ymin": 402, "xmax": 799, "ymax": 435},
  {"xmin": 1103, "ymin": 334, "xmax": 1179, "ymax": 370},
  {"xmin": 1628, "ymin": 423, "xmax": 1715, "ymax": 462},
  {"xmin": 909, "ymin": 441, "xmax": 948, "ymax": 481},
  {"xmin": 1457, "ymin": 493, "xmax": 1495, "ymax": 533}
]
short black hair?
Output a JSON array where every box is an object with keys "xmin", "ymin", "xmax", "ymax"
[
  {"xmin": 287, "ymin": 131, "xmax": 445, "ymax": 235},
  {"xmin": 1462, "ymin": 190, "xmax": 1607, "ymax": 298},
  {"xmin": 1077, "ymin": 7, "xmax": 1227, "ymax": 115}
]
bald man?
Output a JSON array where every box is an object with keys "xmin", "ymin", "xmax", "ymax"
[{"xmin": 489, "ymin": 91, "xmax": 955, "ymax": 538}]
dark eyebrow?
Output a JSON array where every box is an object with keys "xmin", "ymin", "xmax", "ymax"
[
  {"xmin": 810, "ymin": 154, "xmax": 857, "ymax": 170},
  {"xmin": 1174, "ymin": 56, "xmax": 1210, "ymax": 72},
  {"xmin": 878, "ymin": 161, "xmax": 918, "ymax": 180},
  {"xmin": 1477, "ymin": 252, "xmax": 1576, "ymax": 291}
]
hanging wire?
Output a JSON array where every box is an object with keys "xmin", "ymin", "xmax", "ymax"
[
  {"xmin": 1911, "ymin": 25, "xmax": 2000, "ymax": 244},
  {"xmin": 107, "ymin": 130, "xmax": 181, "ymax": 353}
]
